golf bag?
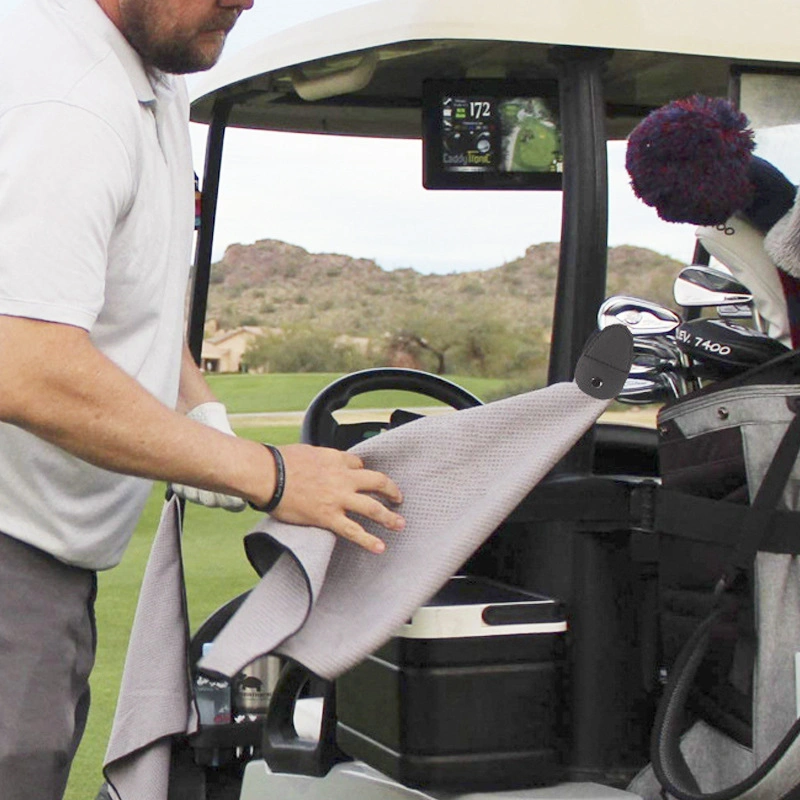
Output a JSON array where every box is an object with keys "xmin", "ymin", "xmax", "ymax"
[{"xmin": 631, "ymin": 350, "xmax": 800, "ymax": 800}]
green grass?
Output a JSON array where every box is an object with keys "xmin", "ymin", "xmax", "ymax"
[
  {"xmin": 229, "ymin": 425, "xmax": 300, "ymax": 445},
  {"xmin": 206, "ymin": 372, "xmax": 512, "ymax": 413}
]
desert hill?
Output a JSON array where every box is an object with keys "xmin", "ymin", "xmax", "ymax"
[{"xmin": 207, "ymin": 239, "xmax": 684, "ymax": 337}]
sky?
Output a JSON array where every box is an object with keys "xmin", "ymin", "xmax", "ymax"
[{"xmin": 4, "ymin": 0, "xmax": 800, "ymax": 274}]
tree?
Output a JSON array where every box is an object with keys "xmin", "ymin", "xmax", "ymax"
[
  {"xmin": 386, "ymin": 309, "xmax": 544, "ymax": 379},
  {"xmin": 243, "ymin": 327, "xmax": 378, "ymax": 373}
]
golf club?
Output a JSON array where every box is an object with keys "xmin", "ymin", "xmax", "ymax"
[
  {"xmin": 674, "ymin": 318, "xmax": 790, "ymax": 376},
  {"xmin": 673, "ymin": 265, "xmax": 753, "ymax": 308},
  {"xmin": 673, "ymin": 264, "xmax": 762, "ymax": 330},
  {"xmin": 618, "ymin": 373, "xmax": 682, "ymax": 404},
  {"xmin": 717, "ymin": 303, "xmax": 754, "ymax": 320},
  {"xmin": 696, "ymin": 214, "xmax": 792, "ymax": 346},
  {"xmin": 598, "ymin": 296, "xmax": 682, "ymax": 336}
]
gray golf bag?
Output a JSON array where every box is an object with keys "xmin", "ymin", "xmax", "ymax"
[{"xmin": 631, "ymin": 350, "xmax": 800, "ymax": 800}]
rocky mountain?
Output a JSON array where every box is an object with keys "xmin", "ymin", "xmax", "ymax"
[{"xmin": 206, "ymin": 239, "xmax": 685, "ymax": 336}]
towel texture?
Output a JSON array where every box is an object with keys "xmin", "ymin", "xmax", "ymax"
[
  {"xmin": 104, "ymin": 500, "xmax": 197, "ymax": 799},
  {"xmin": 203, "ymin": 381, "xmax": 610, "ymax": 681}
]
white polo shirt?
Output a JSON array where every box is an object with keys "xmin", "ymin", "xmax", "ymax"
[{"xmin": 0, "ymin": 0, "xmax": 194, "ymax": 568}]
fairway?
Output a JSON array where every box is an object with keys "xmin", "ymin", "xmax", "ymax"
[
  {"xmin": 205, "ymin": 372, "xmax": 512, "ymax": 413},
  {"xmin": 511, "ymin": 117, "xmax": 560, "ymax": 172}
]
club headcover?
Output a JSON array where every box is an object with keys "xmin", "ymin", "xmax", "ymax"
[
  {"xmin": 626, "ymin": 94, "xmax": 800, "ymax": 346},
  {"xmin": 626, "ymin": 95, "xmax": 756, "ymax": 225}
]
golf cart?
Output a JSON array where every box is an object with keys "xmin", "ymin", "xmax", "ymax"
[{"xmin": 183, "ymin": 2, "xmax": 800, "ymax": 798}]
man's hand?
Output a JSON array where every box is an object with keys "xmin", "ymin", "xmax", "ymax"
[
  {"xmin": 259, "ymin": 444, "xmax": 405, "ymax": 554},
  {"xmin": 170, "ymin": 402, "xmax": 246, "ymax": 511}
]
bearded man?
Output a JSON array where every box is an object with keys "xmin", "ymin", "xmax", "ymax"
[{"xmin": 0, "ymin": 1, "xmax": 405, "ymax": 797}]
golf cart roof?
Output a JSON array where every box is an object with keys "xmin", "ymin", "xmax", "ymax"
[{"xmin": 190, "ymin": 0, "xmax": 800, "ymax": 140}]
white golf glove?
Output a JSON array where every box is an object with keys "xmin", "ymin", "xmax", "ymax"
[{"xmin": 170, "ymin": 401, "xmax": 247, "ymax": 512}]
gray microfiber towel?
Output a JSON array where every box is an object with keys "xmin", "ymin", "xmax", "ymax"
[
  {"xmin": 202, "ymin": 380, "xmax": 612, "ymax": 681},
  {"xmin": 104, "ymin": 499, "xmax": 196, "ymax": 800},
  {"xmin": 103, "ymin": 327, "xmax": 631, "ymax": 800}
]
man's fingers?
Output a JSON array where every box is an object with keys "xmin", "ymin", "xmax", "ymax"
[
  {"xmin": 348, "ymin": 493, "xmax": 406, "ymax": 533},
  {"xmin": 344, "ymin": 452, "xmax": 364, "ymax": 470},
  {"xmin": 353, "ymin": 468, "xmax": 404, "ymax": 505},
  {"xmin": 334, "ymin": 515, "xmax": 387, "ymax": 554},
  {"xmin": 170, "ymin": 481, "xmax": 247, "ymax": 511}
]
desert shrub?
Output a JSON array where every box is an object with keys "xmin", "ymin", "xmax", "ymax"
[{"xmin": 244, "ymin": 328, "xmax": 379, "ymax": 373}]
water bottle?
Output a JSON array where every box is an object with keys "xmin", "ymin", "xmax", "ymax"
[
  {"xmin": 194, "ymin": 643, "xmax": 233, "ymax": 767},
  {"xmin": 195, "ymin": 643, "xmax": 232, "ymax": 726}
]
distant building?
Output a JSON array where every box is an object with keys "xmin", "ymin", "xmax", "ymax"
[{"xmin": 201, "ymin": 326, "xmax": 268, "ymax": 373}]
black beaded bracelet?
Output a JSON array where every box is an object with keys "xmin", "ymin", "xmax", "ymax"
[{"xmin": 248, "ymin": 443, "xmax": 286, "ymax": 513}]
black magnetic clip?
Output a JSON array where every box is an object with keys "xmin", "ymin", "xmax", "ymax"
[{"xmin": 574, "ymin": 325, "xmax": 633, "ymax": 400}]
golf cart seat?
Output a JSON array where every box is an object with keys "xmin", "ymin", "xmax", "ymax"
[{"xmin": 593, "ymin": 422, "xmax": 658, "ymax": 477}]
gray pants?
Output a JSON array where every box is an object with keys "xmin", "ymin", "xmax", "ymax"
[{"xmin": 0, "ymin": 531, "xmax": 97, "ymax": 800}]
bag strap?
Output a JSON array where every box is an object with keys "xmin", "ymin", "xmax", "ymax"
[
  {"xmin": 507, "ymin": 474, "xmax": 642, "ymax": 530},
  {"xmin": 508, "ymin": 475, "xmax": 800, "ymax": 557},
  {"xmin": 654, "ymin": 490, "xmax": 800, "ymax": 555},
  {"xmin": 652, "ymin": 403, "xmax": 800, "ymax": 800}
]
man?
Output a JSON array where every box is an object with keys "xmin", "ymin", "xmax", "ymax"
[{"xmin": 0, "ymin": 0, "xmax": 405, "ymax": 796}]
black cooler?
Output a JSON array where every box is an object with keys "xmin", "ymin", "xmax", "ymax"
[{"xmin": 335, "ymin": 575, "xmax": 568, "ymax": 791}]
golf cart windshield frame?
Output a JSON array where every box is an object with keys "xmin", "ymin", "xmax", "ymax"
[{"xmin": 189, "ymin": 46, "xmax": 610, "ymax": 420}]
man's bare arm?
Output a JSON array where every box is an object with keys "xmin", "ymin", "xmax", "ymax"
[
  {"xmin": 0, "ymin": 316, "xmax": 404, "ymax": 552},
  {"xmin": 177, "ymin": 342, "xmax": 217, "ymax": 413}
]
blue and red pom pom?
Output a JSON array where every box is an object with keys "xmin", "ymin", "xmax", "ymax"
[{"xmin": 626, "ymin": 95, "xmax": 756, "ymax": 225}]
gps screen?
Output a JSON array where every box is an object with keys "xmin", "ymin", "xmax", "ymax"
[{"xmin": 423, "ymin": 80, "xmax": 563, "ymax": 190}]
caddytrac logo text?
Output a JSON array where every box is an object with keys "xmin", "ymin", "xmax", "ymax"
[{"xmin": 444, "ymin": 151, "xmax": 491, "ymax": 166}]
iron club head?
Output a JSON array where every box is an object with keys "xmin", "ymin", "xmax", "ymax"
[
  {"xmin": 673, "ymin": 265, "xmax": 753, "ymax": 308},
  {"xmin": 598, "ymin": 296, "xmax": 682, "ymax": 336}
]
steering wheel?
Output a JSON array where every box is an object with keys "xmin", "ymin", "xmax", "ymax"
[{"xmin": 300, "ymin": 367, "xmax": 483, "ymax": 450}]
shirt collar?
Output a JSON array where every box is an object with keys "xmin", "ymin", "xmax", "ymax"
[{"xmin": 57, "ymin": 0, "xmax": 179, "ymax": 106}]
